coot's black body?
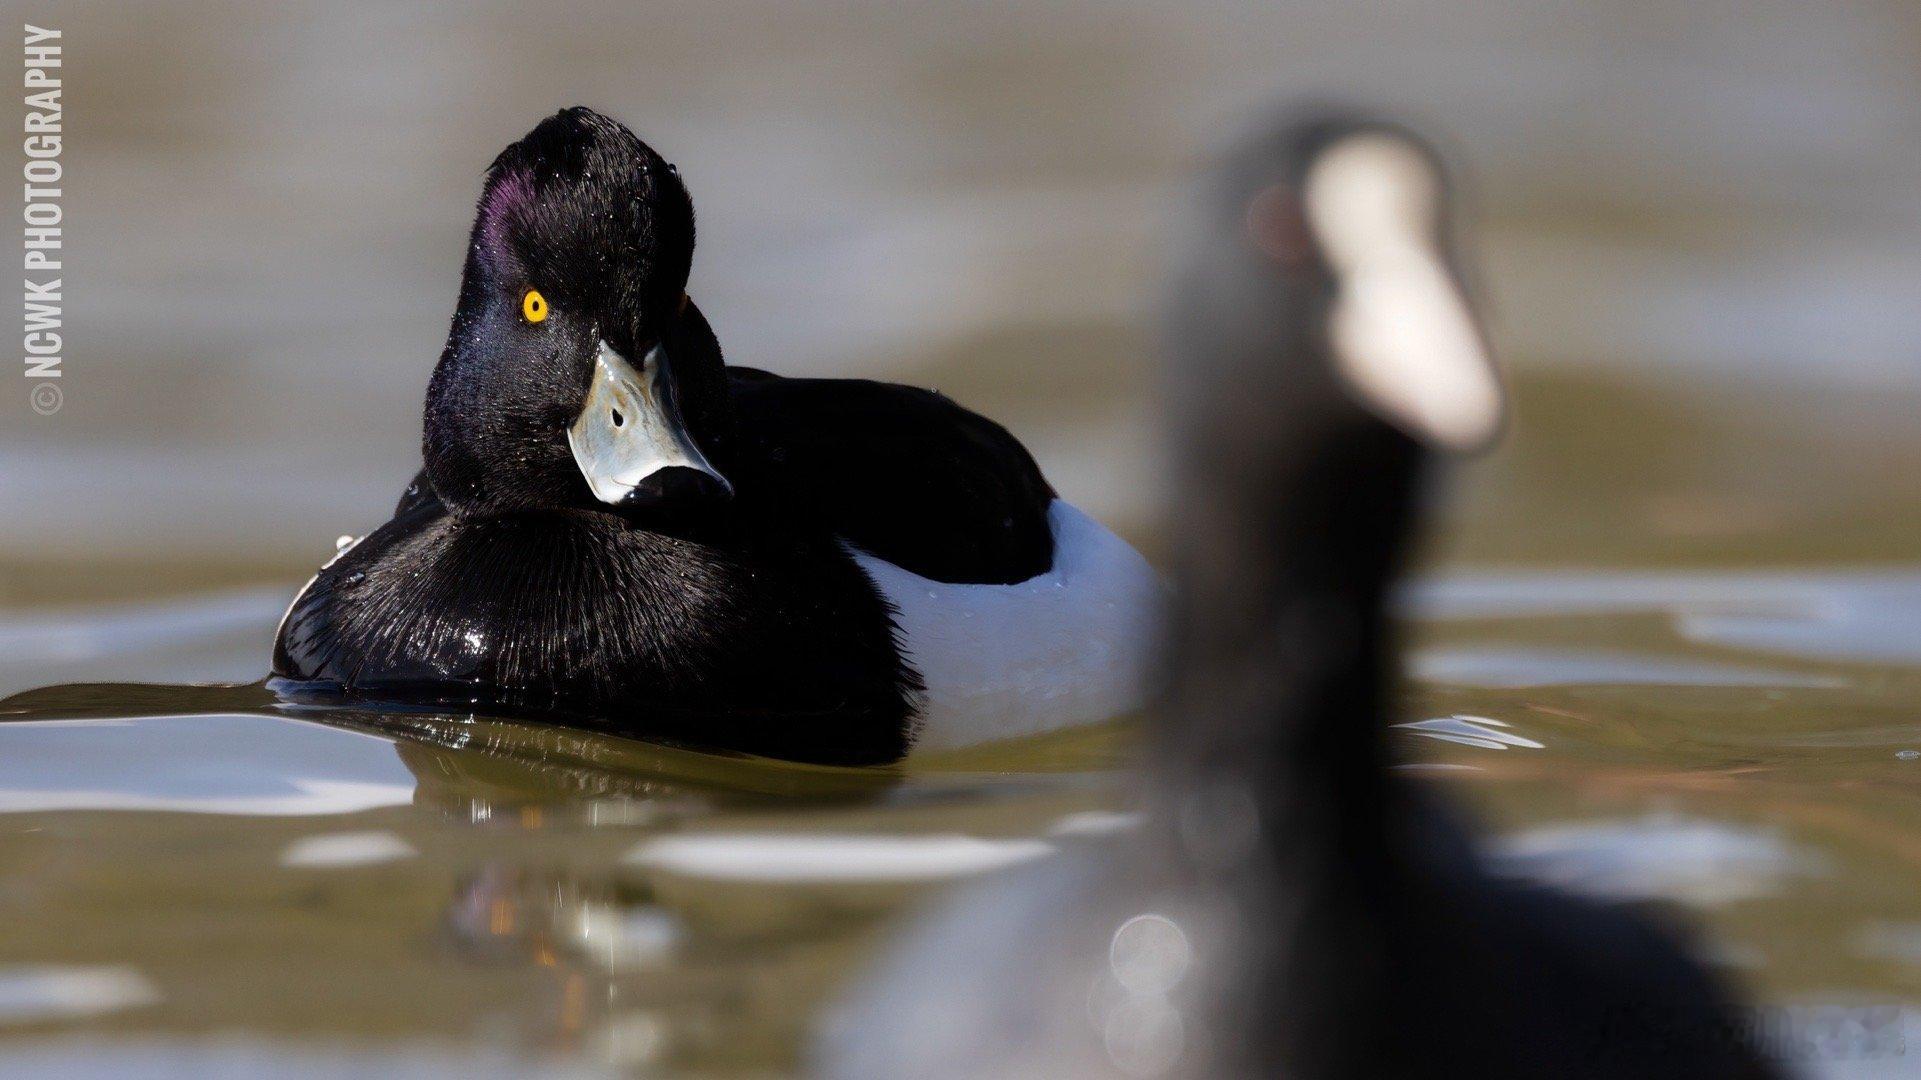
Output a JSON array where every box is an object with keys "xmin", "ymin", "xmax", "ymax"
[
  {"xmin": 271, "ymin": 108, "xmax": 1057, "ymax": 766},
  {"xmin": 817, "ymin": 114, "xmax": 1779, "ymax": 1078}
]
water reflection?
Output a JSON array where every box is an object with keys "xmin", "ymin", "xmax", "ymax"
[
  {"xmin": 443, "ymin": 865, "xmax": 679, "ymax": 974},
  {"xmin": 1412, "ymin": 570, "xmax": 1921, "ymax": 667},
  {"xmin": 0, "ymin": 711, "xmax": 414, "ymax": 816},
  {"xmin": 1395, "ymin": 714, "xmax": 1546, "ymax": 751},
  {"xmin": 280, "ymin": 831, "xmax": 418, "ymax": 868},
  {"xmin": 1487, "ymin": 813, "xmax": 1829, "ymax": 908},
  {"xmin": 0, "ymin": 966, "xmax": 158, "ymax": 1026},
  {"xmin": 0, "ymin": 680, "xmax": 907, "ymax": 821},
  {"xmin": 382, "ymin": 715, "xmax": 901, "ymax": 816},
  {"xmin": 0, "ymin": 1038, "xmax": 604, "ymax": 1079},
  {"xmin": 1412, "ymin": 645, "xmax": 1847, "ymax": 689},
  {"xmin": 627, "ymin": 832, "xmax": 1055, "ymax": 883},
  {"xmin": 0, "ymin": 679, "xmax": 1118, "ymax": 1071}
]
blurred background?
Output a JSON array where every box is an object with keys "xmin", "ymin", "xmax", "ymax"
[
  {"xmin": 6, "ymin": 3, "xmax": 1921, "ymax": 1075},
  {"xmin": 8, "ymin": 0, "xmax": 1921, "ymax": 605}
]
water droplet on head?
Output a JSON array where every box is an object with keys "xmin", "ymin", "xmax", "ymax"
[{"xmin": 1898, "ymin": 750, "xmax": 1919, "ymax": 761}]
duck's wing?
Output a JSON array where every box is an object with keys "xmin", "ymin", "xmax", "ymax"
[{"xmin": 728, "ymin": 370, "xmax": 1055, "ymax": 584}]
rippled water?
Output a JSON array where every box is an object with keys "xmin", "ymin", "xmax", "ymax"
[{"xmin": 0, "ymin": 661, "xmax": 1129, "ymax": 1075}]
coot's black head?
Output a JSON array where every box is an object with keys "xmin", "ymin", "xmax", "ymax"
[{"xmin": 423, "ymin": 106, "xmax": 735, "ymax": 520}]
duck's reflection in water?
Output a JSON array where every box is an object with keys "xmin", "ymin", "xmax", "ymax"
[
  {"xmin": 442, "ymin": 864, "xmax": 679, "ymax": 970},
  {"xmin": 0, "ymin": 681, "xmax": 1080, "ymax": 1072},
  {"xmin": 377, "ymin": 709, "xmax": 907, "ymax": 825},
  {"xmin": 370, "ymin": 711, "xmax": 921, "ymax": 1071},
  {"xmin": 396, "ymin": 735, "xmax": 712, "ymax": 828},
  {"xmin": 438, "ymin": 862, "xmax": 687, "ymax": 1068}
]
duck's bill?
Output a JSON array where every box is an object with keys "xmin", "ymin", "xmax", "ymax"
[{"xmin": 567, "ymin": 340, "xmax": 733, "ymax": 508}]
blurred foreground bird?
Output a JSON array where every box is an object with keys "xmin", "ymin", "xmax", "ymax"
[{"xmin": 814, "ymin": 110, "xmax": 1779, "ymax": 1080}]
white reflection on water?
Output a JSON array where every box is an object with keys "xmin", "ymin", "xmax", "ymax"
[
  {"xmin": 569, "ymin": 903, "xmax": 681, "ymax": 971},
  {"xmin": 1409, "ymin": 570, "xmax": 1921, "ymax": 667},
  {"xmin": 626, "ymin": 832, "xmax": 1054, "ymax": 883},
  {"xmin": 0, "ymin": 716, "xmax": 414, "ymax": 817},
  {"xmin": 0, "ymin": 966, "xmax": 157, "ymax": 1025},
  {"xmin": 1046, "ymin": 810, "xmax": 1144, "ymax": 838},
  {"xmin": 0, "ymin": 1038, "xmax": 605, "ymax": 1080},
  {"xmin": 1488, "ymin": 813, "xmax": 1827, "ymax": 908},
  {"xmin": 1411, "ymin": 645, "xmax": 1846, "ymax": 689},
  {"xmin": 1396, "ymin": 714, "xmax": 1544, "ymax": 751},
  {"xmin": 279, "ymin": 830, "xmax": 418, "ymax": 868},
  {"xmin": 0, "ymin": 779, "xmax": 413, "ymax": 817}
]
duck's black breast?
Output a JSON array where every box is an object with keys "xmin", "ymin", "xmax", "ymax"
[
  {"xmin": 727, "ymin": 369, "xmax": 1056, "ymax": 585},
  {"xmin": 273, "ymin": 371, "xmax": 1054, "ymax": 764},
  {"xmin": 272, "ymin": 499, "xmax": 920, "ymax": 765}
]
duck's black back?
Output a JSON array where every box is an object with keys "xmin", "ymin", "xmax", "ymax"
[{"xmin": 728, "ymin": 369, "xmax": 1056, "ymax": 585}]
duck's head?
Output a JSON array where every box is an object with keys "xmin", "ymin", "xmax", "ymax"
[{"xmin": 423, "ymin": 107, "xmax": 734, "ymax": 520}]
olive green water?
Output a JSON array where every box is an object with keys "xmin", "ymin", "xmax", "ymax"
[{"xmin": 5, "ymin": 370, "xmax": 1921, "ymax": 1076}]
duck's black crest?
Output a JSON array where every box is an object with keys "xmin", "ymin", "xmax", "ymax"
[{"xmin": 475, "ymin": 106, "xmax": 694, "ymax": 328}]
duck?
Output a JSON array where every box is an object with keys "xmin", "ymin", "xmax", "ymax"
[
  {"xmin": 815, "ymin": 114, "xmax": 1778, "ymax": 1078},
  {"xmin": 271, "ymin": 107, "xmax": 1160, "ymax": 767}
]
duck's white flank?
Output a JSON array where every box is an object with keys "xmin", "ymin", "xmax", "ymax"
[{"xmin": 849, "ymin": 499, "xmax": 1163, "ymax": 754}]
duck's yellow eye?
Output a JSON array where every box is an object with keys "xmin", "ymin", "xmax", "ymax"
[{"xmin": 521, "ymin": 288, "xmax": 549, "ymax": 324}]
